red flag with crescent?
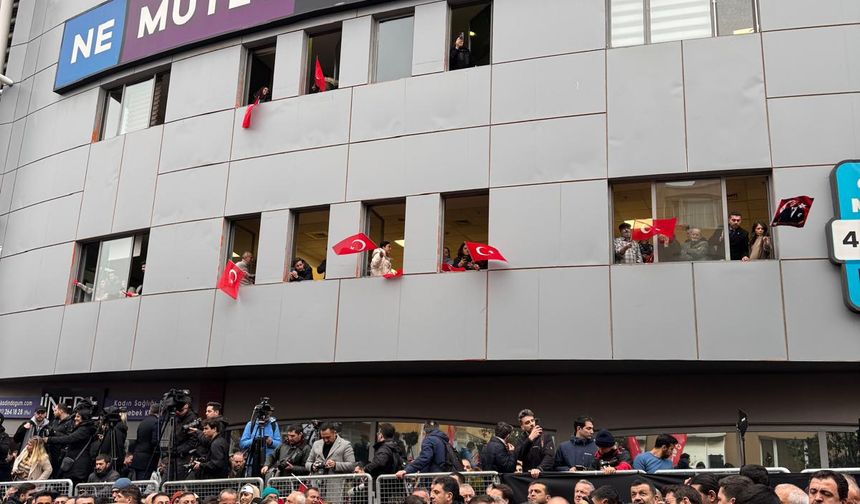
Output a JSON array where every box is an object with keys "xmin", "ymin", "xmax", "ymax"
[
  {"xmin": 217, "ymin": 261, "xmax": 246, "ymax": 299},
  {"xmin": 465, "ymin": 242, "xmax": 507, "ymax": 262},
  {"xmin": 242, "ymin": 97, "xmax": 260, "ymax": 129},
  {"xmin": 383, "ymin": 269, "xmax": 403, "ymax": 279},
  {"xmin": 314, "ymin": 56, "xmax": 327, "ymax": 92},
  {"xmin": 331, "ymin": 233, "xmax": 377, "ymax": 255},
  {"xmin": 630, "ymin": 218, "xmax": 677, "ymax": 241},
  {"xmin": 441, "ymin": 263, "xmax": 466, "ymax": 272}
]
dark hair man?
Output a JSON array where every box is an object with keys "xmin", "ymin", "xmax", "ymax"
[
  {"xmin": 487, "ymin": 484, "xmax": 515, "ymax": 504},
  {"xmin": 736, "ymin": 486, "xmax": 779, "ymax": 504},
  {"xmin": 263, "ymin": 424, "xmax": 311, "ymax": 477},
  {"xmin": 32, "ymin": 492, "xmax": 55, "ymax": 504},
  {"xmin": 397, "ymin": 421, "xmax": 453, "ymax": 477},
  {"xmin": 239, "ymin": 401, "xmax": 280, "ymax": 477},
  {"xmin": 205, "ymin": 402, "xmax": 222, "ymax": 419},
  {"xmin": 357, "ymin": 423, "xmax": 405, "ymax": 478},
  {"xmin": 528, "ymin": 483, "xmax": 551, "ymax": 504},
  {"xmin": 172, "ymin": 400, "xmax": 199, "ymax": 480},
  {"xmin": 554, "ymin": 416, "xmax": 597, "ymax": 472},
  {"xmin": 516, "ymin": 409, "xmax": 555, "ymax": 478},
  {"xmin": 431, "ymin": 476, "xmax": 460, "ymax": 504},
  {"xmin": 689, "ymin": 474, "xmax": 720, "ymax": 504},
  {"xmin": 664, "ymin": 486, "xmax": 703, "ymax": 504},
  {"xmin": 632, "ymin": 434, "xmax": 678, "ymax": 473},
  {"xmin": 87, "ymin": 454, "xmax": 120, "ymax": 482},
  {"xmin": 630, "ymin": 478, "xmax": 658, "ymax": 504},
  {"xmin": 719, "ymin": 475, "xmax": 755, "ymax": 504},
  {"xmin": 808, "ymin": 470, "xmax": 849, "ymax": 504},
  {"xmin": 481, "ymin": 422, "xmax": 517, "ymax": 473},
  {"xmin": 615, "ymin": 223, "xmax": 643, "ymax": 264},
  {"xmin": 14, "ymin": 406, "xmax": 49, "ymax": 447},
  {"xmin": 130, "ymin": 403, "xmax": 160, "ymax": 480},
  {"xmin": 192, "ymin": 418, "xmax": 229, "ymax": 479},
  {"xmin": 591, "ymin": 486, "xmax": 620, "ymax": 504},
  {"xmin": 728, "ymin": 211, "xmax": 750, "ymax": 261},
  {"xmin": 740, "ymin": 465, "xmax": 770, "ymax": 486}
]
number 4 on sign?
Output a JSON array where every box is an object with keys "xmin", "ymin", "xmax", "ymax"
[{"xmin": 844, "ymin": 230, "xmax": 859, "ymax": 248}]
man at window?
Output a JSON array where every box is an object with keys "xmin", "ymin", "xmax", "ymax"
[
  {"xmin": 679, "ymin": 228, "xmax": 709, "ymax": 261},
  {"xmin": 450, "ymin": 33, "xmax": 471, "ymax": 70},
  {"xmin": 235, "ymin": 251, "xmax": 256, "ymax": 285},
  {"xmin": 712, "ymin": 212, "xmax": 750, "ymax": 261},
  {"xmin": 288, "ymin": 258, "xmax": 314, "ymax": 282},
  {"xmin": 614, "ymin": 223, "xmax": 643, "ymax": 264}
]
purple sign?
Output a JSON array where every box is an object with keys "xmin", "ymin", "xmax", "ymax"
[
  {"xmin": 104, "ymin": 397, "xmax": 160, "ymax": 420},
  {"xmin": 121, "ymin": 0, "xmax": 296, "ymax": 63},
  {"xmin": 0, "ymin": 397, "xmax": 41, "ymax": 419}
]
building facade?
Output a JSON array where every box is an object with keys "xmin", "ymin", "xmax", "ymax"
[{"xmin": 0, "ymin": 0, "xmax": 858, "ymax": 472}]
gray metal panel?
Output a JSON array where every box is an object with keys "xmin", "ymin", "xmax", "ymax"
[
  {"xmin": 492, "ymin": 51, "xmax": 605, "ymax": 124},
  {"xmin": 19, "ymin": 35, "xmax": 40, "ymax": 82},
  {"xmin": 560, "ymin": 180, "xmax": 610, "ymax": 266},
  {"xmin": 324, "ymin": 202, "xmax": 362, "ymax": 280},
  {"xmin": 226, "ymin": 145, "xmax": 347, "ymax": 215},
  {"xmin": 764, "ymin": 25, "xmax": 860, "ymax": 98},
  {"xmin": 165, "ymin": 45, "xmax": 242, "ymax": 122},
  {"xmin": 230, "ymin": 89, "xmax": 352, "ymax": 160},
  {"xmin": 0, "ymin": 242, "xmax": 72, "ymax": 315},
  {"xmin": 412, "ymin": 1, "xmax": 447, "ymax": 76},
  {"xmin": 346, "ymin": 127, "xmax": 489, "ymax": 201},
  {"xmin": 255, "ymin": 209, "xmax": 291, "ymax": 285},
  {"xmin": 43, "ymin": 0, "xmax": 105, "ymax": 31},
  {"xmin": 10, "ymin": 0, "xmax": 36, "ymax": 46},
  {"xmin": 91, "ymin": 298, "xmax": 140, "ymax": 372},
  {"xmin": 160, "ymin": 110, "xmax": 234, "ymax": 173},
  {"xmin": 693, "ymin": 261, "xmax": 787, "ymax": 360},
  {"xmin": 490, "ymin": 184, "xmax": 560, "ymax": 269},
  {"xmin": 10, "ymin": 145, "xmax": 88, "ymax": 211},
  {"xmin": 398, "ymin": 272, "xmax": 487, "ymax": 360},
  {"xmin": 782, "ymin": 260, "xmax": 860, "ymax": 360},
  {"xmin": 132, "ymin": 290, "xmax": 215, "ymax": 370},
  {"xmin": 113, "ymin": 125, "xmax": 162, "ymax": 233},
  {"xmin": 492, "ymin": 0, "xmax": 604, "ymax": 63},
  {"xmin": 538, "ymin": 267, "xmax": 612, "ymax": 359},
  {"xmin": 684, "ymin": 35, "xmax": 771, "ymax": 171},
  {"xmin": 77, "ymin": 136, "xmax": 124, "ymax": 239},
  {"xmin": 335, "ymin": 277, "xmax": 401, "ymax": 361},
  {"xmin": 34, "ymin": 25, "xmax": 62, "ymax": 73},
  {"xmin": 143, "ymin": 219, "xmax": 224, "ymax": 294},
  {"xmin": 1, "ymin": 45, "xmax": 26, "ymax": 90},
  {"xmin": 209, "ymin": 283, "xmax": 282, "ymax": 367},
  {"xmin": 13, "ymin": 76, "xmax": 34, "ymax": 121},
  {"xmin": 759, "ymin": 0, "xmax": 860, "ymax": 31},
  {"xmin": 278, "ymin": 279, "xmax": 339, "ymax": 363},
  {"xmin": 487, "ymin": 269, "xmax": 540, "ymax": 359},
  {"xmin": 769, "ymin": 94, "xmax": 860, "ymax": 167},
  {"xmin": 406, "ymin": 64, "xmax": 490, "ymax": 135},
  {"xmin": 491, "ymin": 115, "xmax": 606, "ymax": 187},
  {"xmin": 27, "ymin": 66, "xmax": 62, "ymax": 112},
  {"xmin": 771, "ymin": 166, "xmax": 832, "ymax": 260},
  {"xmin": 0, "ymin": 80, "xmax": 23, "ymax": 126},
  {"xmin": 0, "ymin": 124, "xmax": 11, "ymax": 175},
  {"xmin": 350, "ymin": 78, "xmax": 406, "ymax": 142},
  {"xmin": 607, "ymin": 42, "xmax": 686, "ymax": 177},
  {"xmin": 18, "ymin": 88, "xmax": 99, "ymax": 167},
  {"xmin": 339, "ymin": 16, "xmax": 372, "ymax": 88},
  {"xmin": 403, "ymin": 194, "xmax": 441, "ymax": 274},
  {"xmin": 272, "ymin": 31, "xmax": 305, "ymax": 100},
  {"xmin": 2, "ymin": 193, "xmax": 80, "ymax": 256},
  {"xmin": 611, "ymin": 263, "xmax": 698, "ymax": 359},
  {"xmin": 55, "ymin": 302, "xmax": 99, "ymax": 374},
  {"xmin": 152, "ymin": 164, "xmax": 228, "ymax": 226},
  {"xmin": 4, "ymin": 120, "xmax": 27, "ymax": 174},
  {"xmin": 0, "ymin": 306, "xmax": 63, "ymax": 379}
]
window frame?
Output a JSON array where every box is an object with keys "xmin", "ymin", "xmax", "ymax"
[
  {"xmin": 447, "ymin": 0, "xmax": 494, "ymax": 71},
  {"xmin": 243, "ymin": 42, "xmax": 277, "ymax": 106},
  {"xmin": 288, "ymin": 206, "xmax": 331, "ymax": 282},
  {"xmin": 98, "ymin": 69, "xmax": 170, "ymax": 141},
  {"xmin": 72, "ymin": 231, "xmax": 149, "ymax": 304},
  {"xmin": 372, "ymin": 11, "xmax": 416, "ymax": 84},
  {"xmin": 303, "ymin": 25, "xmax": 343, "ymax": 95}
]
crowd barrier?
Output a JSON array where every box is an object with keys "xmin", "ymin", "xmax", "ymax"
[
  {"xmin": 75, "ymin": 480, "xmax": 160, "ymax": 498},
  {"xmin": 269, "ymin": 474, "xmax": 372, "ymax": 504},
  {"xmin": 654, "ymin": 467, "xmax": 791, "ymax": 475},
  {"xmin": 376, "ymin": 472, "xmax": 499, "ymax": 504},
  {"xmin": 0, "ymin": 480, "xmax": 74, "ymax": 497},
  {"xmin": 162, "ymin": 478, "xmax": 265, "ymax": 500}
]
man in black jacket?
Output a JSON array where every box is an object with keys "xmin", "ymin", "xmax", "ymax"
[
  {"xmin": 356, "ymin": 423, "xmax": 404, "ymax": 478},
  {"xmin": 515, "ymin": 409, "xmax": 555, "ymax": 478},
  {"xmin": 130, "ymin": 404, "xmax": 160, "ymax": 480},
  {"xmin": 190, "ymin": 419, "xmax": 229, "ymax": 480},
  {"xmin": 480, "ymin": 422, "xmax": 517, "ymax": 473},
  {"xmin": 47, "ymin": 403, "xmax": 75, "ymax": 472},
  {"xmin": 171, "ymin": 401, "xmax": 199, "ymax": 480},
  {"xmin": 0, "ymin": 414, "xmax": 13, "ymax": 482},
  {"xmin": 261, "ymin": 424, "xmax": 310, "ymax": 477}
]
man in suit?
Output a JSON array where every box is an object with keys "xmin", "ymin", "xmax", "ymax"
[
  {"xmin": 305, "ymin": 423, "xmax": 356, "ymax": 503},
  {"xmin": 130, "ymin": 403, "xmax": 160, "ymax": 480}
]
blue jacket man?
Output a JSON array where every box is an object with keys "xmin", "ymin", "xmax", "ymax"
[
  {"xmin": 240, "ymin": 408, "xmax": 282, "ymax": 475},
  {"xmin": 397, "ymin": 421, "xmax": 450, "ymax": 475},
  {"xmin": 554, "ymin": 416, "xmax": 597, "ymax": 471}
]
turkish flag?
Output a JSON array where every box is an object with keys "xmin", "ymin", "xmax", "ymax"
[
  {"xmin": 241, "ymin": 97, "xmax": 260, "ymax": 129},
  {"xmin": 630, "ymin": 218, "xmax": 677, "ymax": 240},
  {"xmin": 331, "ymin": 233, "xmax": 376, "ymax": 255},
  {"xmin": 671, "ymin": 434, "xmax": 688, "ymax": 466},
  {"xmin": 465, "ymin": 242, "xmax": 507, "ymax": 262},
  {"xmin": 314, "ymin": 56, "xmax": 327, "ymax": 92},
  {"xmin": 771, "ymin": 195, "xmax": 814, "ymax": 228},
  {"xmin": 383, "ymin": 269, "xmax": 403, "ymax": 279},
  {"xmin": 441, "ymin": 263, "xmax": 466, "ymax": 272},
  {"xmin": 217, "ymin": 261, "xmax": 246, "ymax": 299}
]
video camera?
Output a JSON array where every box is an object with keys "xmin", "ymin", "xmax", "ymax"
[
  {"xmin": 253, "ymin": 397, "xmax": 273, "ymax": 421},
  {"xmin": 161, "ymin": 389, "xmax": 192, "ymax": 412}
]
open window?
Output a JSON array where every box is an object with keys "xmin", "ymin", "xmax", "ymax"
[
  {"xmin": 442, "ymin": 193, "xmax": 489, "ymax": 271},
  {"xmin": 100, "ymin": 71, "xmax": 169, "ymax": 141},
  {"xmin": 306, "ymin": 28, "xmax": 342, "ymax": 93},
  {"xmin": 73, "ymin": 232, "xmax": 149, "ymax": 303},
  {"xmin": 364, "ymin": 201, "xmax": 406, "ymax": 276},
  {"xmin": 227, "ymin": 216, "xmax": 260, "ymax": 286},
  {"xmin": 245, "ymin": 44, "xmax": 276, "ymax": 105},
  {"xmin": 374, "ymin": 14, "xmax": 414, "ymax": 83},
  {"xmin": 289, "ymin": 208, "xmax": 330, "ymax": 281},
  {"xmin": 448, "ymin": 1, "xmax": 492, "ymax": 70}
]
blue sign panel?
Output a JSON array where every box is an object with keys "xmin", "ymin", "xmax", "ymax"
[
  {"xmin": 55, "ymin": 0, "xmax": 127, "ymax": 89},
  {"xmin": 0, "ymin": 397, "xmax": 41, "ymax": 419},
  {"xmin": 826, "ymin": 160, "xmax": 860, "ymax": 312}
]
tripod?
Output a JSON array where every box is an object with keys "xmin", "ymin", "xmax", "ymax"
[
  {"xmin": 245, "ymin": 406, "xmax": 270, "ymax": 478},
  {"xmin": 158, "ymin": 408, "xmax": 180, "ymax": 482}
]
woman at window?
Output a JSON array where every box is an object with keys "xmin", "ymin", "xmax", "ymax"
[
  {"xmin": 452, "ymin": 242, "xmax": 485, "ymax": 271},
  {"xmin": 748, "ymin": 221, "xmax": 772, "ymax": 260},
  {"xmin": 370, "ymin": 241, "xmax": 393, "ymax": 276},
  {"xmin": 12, "ymin": 437, "xmax": 52, "ymax": 480}
]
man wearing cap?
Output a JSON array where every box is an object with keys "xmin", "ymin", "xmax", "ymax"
[
  {"xmin": 589, "ymin": 431, "xmax": 632, "ymax": 473},
  {"xmin": 14, "ymin": 406, "xmax": 49, "ymax": 448}
]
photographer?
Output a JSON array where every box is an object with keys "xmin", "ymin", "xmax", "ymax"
[
  {"xmin": 173, "ymin": 399, "xmax": 200, "ymax": 472},
  {"xmin": 515, "ymin": 409, "xmax": 555, "ymax": 478},
  {"xmin": 239, "ymin": 400, "xmax": 280, "ymax": 477},
  {"xmin": 261, "ymin": 424, "xmax": 310, "ymax": 478},
  {"xmin": 92, "ymin": 407, "xmax": 128, "ymax": 468},
  {"xmin": 589, "ymin": 430, "xmax": 631, "ymax": 473},
  {"xmin": 130, "ymin": 404, "xmax": 160, "ymax": 480},
  {"xmin": 45, "ymin": 410, "xmax": 97, "ymax": 485},
  {"xmin": 189, "ymin": 419, "xmax": 229, "ymax": 480}
]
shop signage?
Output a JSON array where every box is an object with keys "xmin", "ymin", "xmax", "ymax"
[{"xmin": 826, "ymin": 160, "xmax": 860, "ymax": 312}]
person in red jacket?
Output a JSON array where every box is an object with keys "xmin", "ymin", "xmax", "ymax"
[{"xmin": 590, "ymin": 430, "xmax": 632, "ymax": 473}]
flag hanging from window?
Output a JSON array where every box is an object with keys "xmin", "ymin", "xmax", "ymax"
[
  {"xmin": 217, "ymin": 261, "xmax": 246, "ymax": 299},
  {"xmin": 628, "ymin": 218, "xmax": 677, "ymax": 241},
  {"xmin": 441, "ymin": 263, "xmax": 466, "ymax": 272},
  {"xmin": 771, "ymin": 195, "xmax": 814, "ymax": 228},
  {"xmin": 241, "ymin": 97, "xmax": 260, "ymax": 129},
  {"xmin": 331, "ymin": 233, "xmax": 377, "ymax": 255},
  {"xmin": 383, "ymin": 269, "xmax": 403, "ymax": 280},
  {"xmin": 465, "ymin": 242, "xmax": 507, "ymax": 262},
  {"xmin": 315, "ymin": 56, "xmax": 327, "ymax": 92}
]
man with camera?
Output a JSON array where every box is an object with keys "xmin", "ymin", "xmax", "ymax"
[
  {"xmin": 305, "ymin": 424, "xmax": 355, "ymax": 504},
  {"xmin": 130, "ymin": 403, "xmax": 160, "ymax": 480},
  {"xmin": 515, "ymin": 409, "xmax": 555, "ymax": 478},
  {"xmin": 162, "ymin": 390, "xmax": 199, "ymax": 481},
  {"xmin": 481, "ymin": 422, "xmax": 517, "ymax": 473},
  {"xmin": 261, "ymin": 424, "xmax": 310, "ymax": 478},
  {"xmin": 239, "ymin": 399, "xmax": 281, "ymax": 477},
  {"xmin": 189, "ymin": 419, "xmax": 229, "ymax": 480}
]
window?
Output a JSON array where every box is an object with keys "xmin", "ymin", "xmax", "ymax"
[
  {"xmin": 611, "ymin": 175, "xmax": 772, "ymax": 264},
  {"xmin": 364, "ymin": 201, "xmax": 405, "ymax": 276},
  {"xmin": 227, "ymin": 216, "xmax": 260, "ymax": 286},
  {"xmin": 290, "ymin": 208, "xmax": 330, "ymax": 281},
  {"xmin": 100, "ymin": 71, "xmax": 169, "ymax": 140},
  {"xmin": 448, "ymin": 1, "xmax": 492, "ymax": 70},
  {"xmin": 306, "ymin": 28, "xmax": 342, "ymax": 93},
  {"xmin": 826, "ymin": 431, "xmax": 860, "ymax": 468},
  {"xmin": 244, "ymin": 44, "xmax": 275, "ymax": 105},
  {"xmin": 374, "ymin": 15, "xmax": 414, "ymax": 83},
  {"xmin": 442, "ymin": 193, "xmax": 489, "ymax": 271},
  {"xmin": 73, "ymin": 232, "xmax": 149, "ymax": 303},
  {"xmin": 608, "ymin": 0, "xmax": 758, "ymax": 48}
]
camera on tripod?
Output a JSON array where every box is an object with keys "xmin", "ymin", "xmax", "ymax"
[
  {"xmin": 253, "ymin": 397, "xmax": 273, "ymax": 421},
  {"xmin": 161, "ymin": 388, "xmax": 192, "ymax": 412}
]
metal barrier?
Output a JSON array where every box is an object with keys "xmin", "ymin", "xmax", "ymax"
[
  {"xmin": 801, "ymin": 468, "xmax": 860, "ymax": 473},
  {"xmin": 269, "ymin": 474, "xmax": 372, "ymax": 504},
  {"xmin": 655, "ymin": 467, "xmax": 791, "ymax": 475},
  {"xmin": 75, "ymin": 480, "xmax": 160, "ymax": 497},
  {"xmin": 562, "ymin": 470, "xmax": 645, "ymax": 476},
  {"xmin": 162, "ymin": 477, "xmax": 265, "ymax": 500},
  {"xmin": 0, "ymin": 479, "xmax": 74, "ymax": 497},
  {"xmin": 376, "ymin": 472, "xmax": 499, "ymax": 504}
]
